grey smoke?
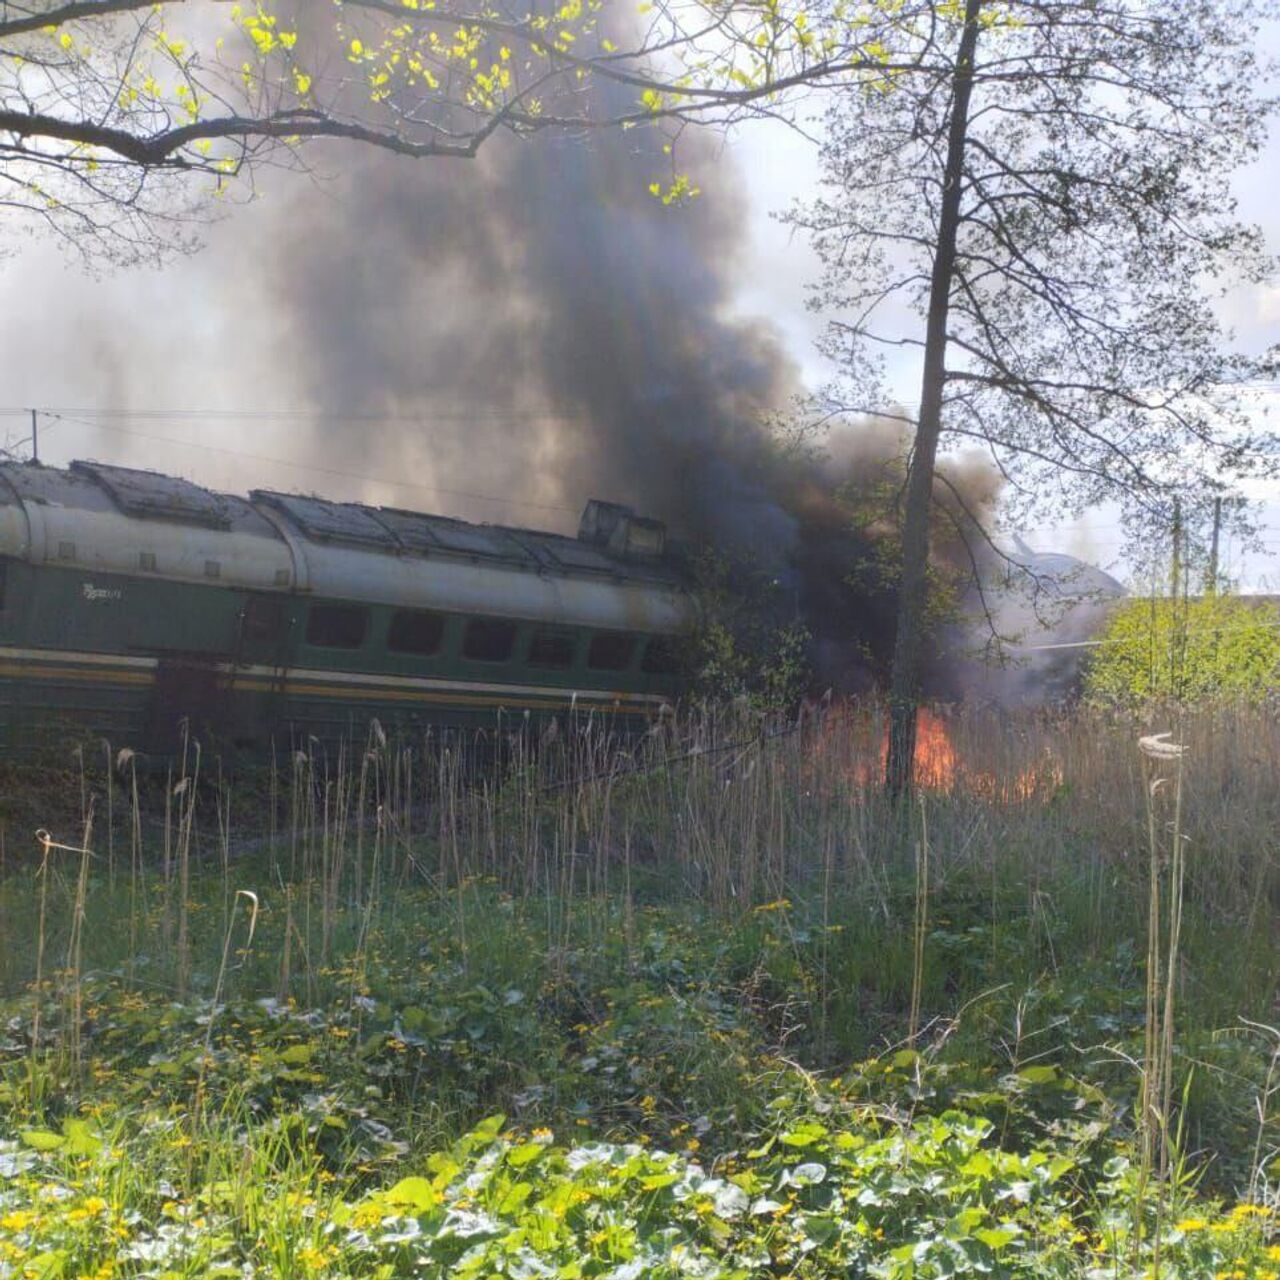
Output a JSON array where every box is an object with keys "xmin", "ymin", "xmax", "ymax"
[
  {"xmin": 260, "ymin": 78, "xmax": 1024, "ymax": 692},
  {"xmin": 264, "ymin": 54, "xmax": 803, "ymax": 565}
]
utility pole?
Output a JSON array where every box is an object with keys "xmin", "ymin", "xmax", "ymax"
[
  {"xmin": 1207, "ymin": 497, "xmax": 1222, "ymax": 594},
  {"xmin": 29, "ymin": 409, "xmax": 38, "ymax": 463}
]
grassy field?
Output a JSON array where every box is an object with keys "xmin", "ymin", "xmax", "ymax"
[{"xmin": 0, "ymin": 704, "xmax": 1277, "ymax": 1278}]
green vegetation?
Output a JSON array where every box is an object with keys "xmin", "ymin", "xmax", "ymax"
[
  {"xmin": 0, "ymin": 705, "xmax": 1277, "ymax": 1278},
  {"xmin": 682, "ymin": 546, "xmax": 814, "ymax": 710},
  {"xmin": 1085, "ymin": 594, "xmax": 1280, "ymax": 707}
]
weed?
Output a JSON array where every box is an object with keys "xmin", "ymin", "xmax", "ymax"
[{"xmin": 0, "ymin": 701, "xmax": 1277, "ymax": 1277}]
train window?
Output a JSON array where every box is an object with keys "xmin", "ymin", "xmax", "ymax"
[
  {"xmin": 641, "ymin": 637, "xmax": 682, "ymax": 675},
  {"xmin": 306, "ymin": 604, "xmax": 367, "ymax": 649},
  {"xmin": 0, "ymin": 560, "xmax": 6, "ymax": 610},
  {"xmin": 462, "ymin": 618, "xmax": 516, "ymax": 662},
  {"xmin": 527, "ymin": 629, "xmax": 575, "ymax": 669},
  {"xmin": 587, "ymin": 632, "xmax": 636, "ymax": 672},
  {"xmin": 388, "ymin": 609, "xmax": 445, "ymax": 656}
]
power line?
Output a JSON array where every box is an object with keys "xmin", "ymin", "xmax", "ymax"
[
  {"xmin": 20, "ymin": 411, "xmax": 580, "ymax": 517},
  {"xmin": 13, "ymin": 399, "xmax": 1280, "ymax": 529},
  {"xmin": 0, "ymin": 406, "xmax": 592, "ymax": 426},
  {"xmin": 1018, "ymin": 615, "xmax": 1280, "ymax": 652}
]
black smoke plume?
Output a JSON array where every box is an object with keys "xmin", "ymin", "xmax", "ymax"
[
  {"xmin": 261, "ymin": 15, "xmax": 1002, "ymax": 694},
  {"xmin": 266, "ymin": 42, "xmax": 801, "ymax": 556}
]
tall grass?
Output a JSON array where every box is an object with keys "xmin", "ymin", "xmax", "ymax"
[
  {"xmin": 3, "ymin": 701, "xmax": 1277, "ymax": 998},
  {"xmin": 0, "ymin": 700, "xmax": 1276, "ymax": 1187}
]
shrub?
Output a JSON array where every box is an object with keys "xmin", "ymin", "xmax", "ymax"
[{"xmin": 1083, "ymin": 593, "xmax": 1280, "ymax": 706}]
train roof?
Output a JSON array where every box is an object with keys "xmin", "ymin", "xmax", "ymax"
[
  {"xmin": 0, "ymin": 459, "xmax": 694, "ymax": 633},
  {"xmin": 1007, "ymin": 539, "xmax": 1127, "ymax": 600}
]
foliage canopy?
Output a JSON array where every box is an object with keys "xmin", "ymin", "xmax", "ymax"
[
  {"xmin": 0, "ymin": 0, "xmax": 906, "ymax": 262},
  {"xmin": 794, "ymin": 0, "xmax": 1279, "ymax": 539},
  {"xmin": 783, "ymin": 0, "xmax": 1278, "ymax": 791},
  {"xmin": 1084, "ymin": 593, "xmax": 1280, "ymax": 707}
]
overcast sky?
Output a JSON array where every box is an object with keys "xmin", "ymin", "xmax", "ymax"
[{"xmin": 1, "ymin": 18, "xmax": 1277, "ymax": 589}]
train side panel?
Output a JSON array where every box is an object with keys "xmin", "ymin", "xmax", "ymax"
[
  {"xmin": 0, "ymin": 559, "xmax": 678, "ymax": 760},
  {"xmin": 0, "ymin": 559, "xmax": 250, "ymax": 757}
]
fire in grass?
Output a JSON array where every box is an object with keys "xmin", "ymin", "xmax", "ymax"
[{"xmin": 808, "ymin": 705, "xmax": 1063, "ymax": 801}]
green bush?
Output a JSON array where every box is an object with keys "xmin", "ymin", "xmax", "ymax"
[
  {"xmin": 1083, "ymin": 593, "xmax": 1280, "ymax": 706},
  {"xmin": 680, "ymin": 548, "xmax": 813, "ymax": 712}
]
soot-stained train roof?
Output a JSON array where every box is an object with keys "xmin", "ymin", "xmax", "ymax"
[{"xmin": 0, "ymin": 459, "xmax": 696, "ymax": 634}]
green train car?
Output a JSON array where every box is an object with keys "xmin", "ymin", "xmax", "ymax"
[{"xmin": 0, "ymin": 460, "xmax": 694, "ymax": 758}]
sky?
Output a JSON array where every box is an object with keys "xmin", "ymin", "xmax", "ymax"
[
  {"xmin": 1, "ymin": 14, "xmax": 1278, "ymax": 591},
  {"xmin": 729, "ymin": 75, "xmax": 1280, "ymax": 590}
]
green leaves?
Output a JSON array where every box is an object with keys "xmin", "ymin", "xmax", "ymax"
[
  {"xmin": 972, "ymin": 1223, "xmax": 1020, "ymax": 1250},
  {"xmin": 61, "ymin": 1119, "xmax": 102, "ymax": 1156},
  {"xmin": 17, "ymin": 1121, "xmax": 100, "ymax": 1155},
  {"xmin": 779, "ymin": 1120, "xmax": 828, "ymax": 1147},
  {"xmin": 0, "ymin": 831, "xmax": 1271, "ymax": 1279},
  {"xmin": 506, "ymin": 1142, "xmax": 546, "ymax": 1168},
  {"xmin": 19, "ymin": 1129, "xmax": 64, "ymax": 1152},
  {"xmin": 382, "ymin": 1175, "xmax": 440, "ymax": 1211},
  {"xmin": 0, "ymin": 976, "xmax": 1267, "ymax": 1279},
  {"xmin": 1086, "ymin": 594, "xmax": 1280, "ymax": 707}
]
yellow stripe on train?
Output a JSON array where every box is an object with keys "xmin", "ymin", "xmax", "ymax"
[{"xmin": 0, "ymin": 660, "xmax": 658, "ymax": 714}]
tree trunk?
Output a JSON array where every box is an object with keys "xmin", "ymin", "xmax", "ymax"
[{"xmin": 885, "ymin": 0, "xmax": 983, "ymax": 801}]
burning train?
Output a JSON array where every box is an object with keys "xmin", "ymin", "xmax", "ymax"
[
  {"xmin": 0, "ymin": 453, "xmax": 1128, "ymax": 759},
  {"xmin": 0, "ymin": 459, "xmax": 692, "ymax": 757}
]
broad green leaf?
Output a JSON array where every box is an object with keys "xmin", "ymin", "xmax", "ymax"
[
  {"xmin": 1016, "ymin": 1065, "xmax": 1058, "ymax": 1085},
  {"xmin": 497, "ymin": 1181, "xmax": 533, "ymax": 1214},
  {"xmin": 641, "ymin": 1171, "xmax": 681, "ymax": 1190},
  {"xmin": 974, "ymin": 1224, "xmax": 1020, "ymax": 1250},
  {"xmin": 803, "ymin": 1214, "xmax": 838, "ymax": 1243},
  {"xmin": 383, "ymin": 1176, "xmax": 439, "ymax": 1212},
  {"xmin": 470, "ymin": 1114, "xmax": 507, "ymax": 1142},
  {"xmin": 506, "ymin": 1142, "xmax": 544, "ymax": 1168},
  {"xmin": 61, "ymin": 1118, "xmax": 102, "ymax": 1155},
  {"xmin": 23, "ymin": 1254, "xmax": 65, "ymax": 1280},
  {"xmin": 779, "ymin": 1121, "xmax": 826, "ymax": 1147},
  {"xmin": 20, "ymin": 1130, "xmax": 64, "ymax": 1152}
]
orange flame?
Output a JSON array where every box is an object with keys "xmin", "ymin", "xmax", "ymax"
[
  {"xmin": 902, "ymin": 707, "xmax": 957, "ymax": 790},
  {"xmin": 810, "ymin": 703, "xmax": 1061, "ymax": 800}
]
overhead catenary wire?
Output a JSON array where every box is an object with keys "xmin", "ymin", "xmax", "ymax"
[
  {"xmin": 0, "ymin": 406, "xmax": 597, "ymax": 424},
  {"xmin": 8, "ymin": 402, "xmax": 1280, "ymax": 556},
  {"xmin": 3, "ymin": 408, "xmax": 581, "ymax": 517}
]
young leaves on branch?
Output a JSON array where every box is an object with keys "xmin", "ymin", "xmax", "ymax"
[{"xmin": 0, "ymin": 0, "xmax": 903, "ymax": 261}]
